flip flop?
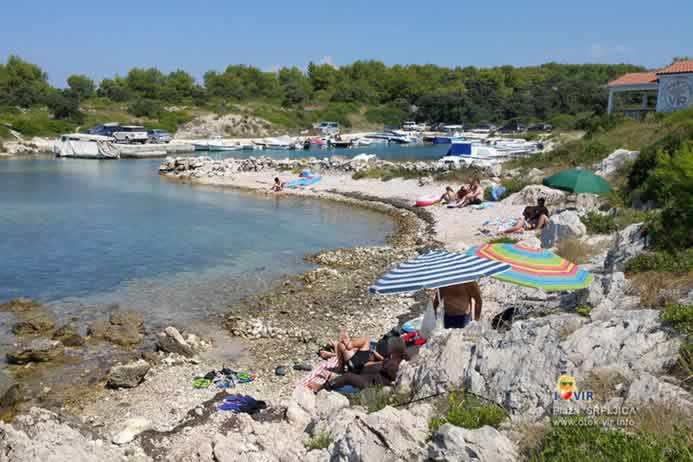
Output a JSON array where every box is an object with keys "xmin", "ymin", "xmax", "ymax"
[{"xmin": 192, "ymin": 377, "xmax": 212, "ymax": 389}]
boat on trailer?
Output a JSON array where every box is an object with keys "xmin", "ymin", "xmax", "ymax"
[{"xmin": 54, "ymin": 133, "xmax": 119, "ymax": 159}]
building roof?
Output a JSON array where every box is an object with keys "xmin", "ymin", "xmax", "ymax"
[
  {"xmin": 608, "ymin": 72, "xmax": 658, "ymax": 87},
  {"xmin": 656, "ymin": 60, "xmax": 693, "ymax": 75}
]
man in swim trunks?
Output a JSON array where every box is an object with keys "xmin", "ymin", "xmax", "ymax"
[{"xmin": 433, "ymin": 281, "xmax": 482, "ymax": 329}]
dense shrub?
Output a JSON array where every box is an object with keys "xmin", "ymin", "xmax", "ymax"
[
  {"xmin": 127, "ymin": 99, "xmax": 163, "ymax": 118},
  {"xmin": 46, "ymin": 90, "xmax": 83, "ymax": 123},
  {"xmin": 531, "ymin": 419, "xmax": 692, "ymax": 461},
  {"xmin": 661, "ymin": 304, "xmax": 693, "ymax": 336},
  {"xmin": 582, "ymin": 209, "xmax": 648, "ymax": 234},
  {"xmin": 625, "ymin": 249, "xmax": 693, "ymax": 273},
  {"xmin": 304, "ymin": 430, "xmax": 332, "ymax": 450},
  {"xmin": 429, "ymin": 390, "xmax": 507, "ymax": 433}
]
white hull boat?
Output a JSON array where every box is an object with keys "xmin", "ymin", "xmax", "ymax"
[{"xmin": 54, "ymin": 134, "xmax": 119, "ymax": 159}]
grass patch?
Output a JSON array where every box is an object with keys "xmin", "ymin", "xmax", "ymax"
[
  {"xmin": 580, "ymin": 368, "xmax": 629, "ymax": 402},
  {"xmin": 625, "ymin": 249, "xmax": 693, "ymax": 273},
  {"xmin": 435, "ymin": 166, "xmax": 485, "ymax": 184},
  {"xmin": 582, "ymin": 209, "xmax": 649, "ymax": 234},
  {"xmin": 500, "ymin": 177, "xmax": 533, "ymax": 197},
  {"xmin": 531, "ymin": 417, "xmax": 692, "ymax": 462},
  {"xmin": 514, "ymin": 423, "xmax": 550, "ymax": 460},
  {"xmin": 555, "ymin": 239, "xmax": 595, "ymax": 265},
  {"xmin": 630, "ymin": 273, "xmax": 693, "ymax": 307},
  {"xmin": 304, "ymin": 430, "xmax": 332, "ymax": 450},
  {"xmin": 428, "ymin": 390, "xmax": 507, "ymax": 433},
  {"xmin": 351, "ymin": 385, "xmax": 410, "ymax": 414},
  {"xmin": 575, "ymin": 305, "xmax": 592, "ymax": 318},
  {"xmin": 661, "ymin": 304, "xmax": 693, "ymax": 336}
]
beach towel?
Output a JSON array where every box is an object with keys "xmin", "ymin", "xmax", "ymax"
[
  {"xmin": 480, "ymin": 218, "xmax": 518, "ymax": 234},
  {"xmin": 302, "ymin": 356, "xmax": 338, "ymax": 390},
  {"xmin": 472, "ymin": 202, "xmax": 494, "ymax": 210}
]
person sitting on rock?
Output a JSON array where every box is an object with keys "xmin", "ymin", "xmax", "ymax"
[
  {"xmin": 321, "ymin": 337, "xmax": 406, "ymax": 391},
  {"xmin": 456, "ymin": 179, "xmax": 484, "ymax": 207},
  {"xmin": 319, "ymin": 329, "xmax": 383, "ymax": 372},
  {"xmin": 503, "ymin": 197, "xmax": 549, "ymax": 233},
  {"xmin": 270, "ymin": 177, "xmax": 284, "ymax": 192},
  {"xmin": 433, "ymin": 281, "xmax": 482, "ymax": 329}
]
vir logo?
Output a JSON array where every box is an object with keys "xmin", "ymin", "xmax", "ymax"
[{"xmin": 554, "ymin": 375, "xmax": 593, "ymax": 401}]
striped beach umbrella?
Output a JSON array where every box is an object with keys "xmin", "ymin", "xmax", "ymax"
[
  {"xmin": 369, "ymin": 250, "xmax": 511, "ymax": 295},
  {"xmin": 468, "ymin": 243, "xmax": 593, "ymax": 291}
]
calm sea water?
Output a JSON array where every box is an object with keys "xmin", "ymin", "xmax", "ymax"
[{"xmin": 0, "ymin": 158, "xmax": 393, "ymax": 327}]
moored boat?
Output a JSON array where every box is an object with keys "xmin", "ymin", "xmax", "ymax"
[{"xmin": 54, "ymin": 134, "xmax": 119, "ymax": 159}]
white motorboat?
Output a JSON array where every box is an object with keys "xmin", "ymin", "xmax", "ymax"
[
  {"xmin": 437, "ymin": 142, "xmax": 509, "ymax": 167},
  {"xmin": 254, "ymin": 135, "xmax": 296, "ymax": 150},
  {"xmin": 53, "ymin": 133, "xmax": 119, "ymax": 159}
]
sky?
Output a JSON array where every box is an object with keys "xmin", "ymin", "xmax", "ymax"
[{"xmin": 1, "ymin": 0, "xmax": 691, "ymax": 86}]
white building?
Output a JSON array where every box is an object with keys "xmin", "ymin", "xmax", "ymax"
[{"xmin": 607, "ymin": 60, "xmax": 693, "ymax": 116}]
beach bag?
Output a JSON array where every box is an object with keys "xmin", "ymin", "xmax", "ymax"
[
  {"xmin": 420, "ymin": 301, "xmax": 437, "ymax": 339},
  {"xmin": 491, "ymin": 185, "xmax": 507, "ymax": 201}
]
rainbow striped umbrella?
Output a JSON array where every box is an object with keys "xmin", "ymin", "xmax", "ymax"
[{"xmin": 467, "ymin": 243, "xmax": 593, "ymax": 291}]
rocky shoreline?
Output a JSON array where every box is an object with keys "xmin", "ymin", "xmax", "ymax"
[{"xmin": 1, "ymin": 153, "xmax": 691, "ymax": 461}]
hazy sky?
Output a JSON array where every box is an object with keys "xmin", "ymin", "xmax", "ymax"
[{"xmin": 1, "ymin": 0, "xmax": 691, "ymax": 86}]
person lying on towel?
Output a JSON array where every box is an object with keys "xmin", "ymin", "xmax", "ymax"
[
  {"xmin": 318, "ymin": 329, "xmax": 383, "ymax": 373},
  {"xmin": 321, "ymin": 338, "xmax": 406, "ymax": 391}
]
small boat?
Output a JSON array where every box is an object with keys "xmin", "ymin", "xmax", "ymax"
[
  {"xmin": 255, "ymin": 135, "xmax": 296, "ymax": 150},
  {"xmin": 328, "ymin": 138, "xmax": 353, "ymax": 148},
  {"xmin": 437, "ymin": 142, "xmax": 509, "ymax": 167},
  {"xmin": 54, "ymin": 133, "xmax": 119, "ymax": 159}
]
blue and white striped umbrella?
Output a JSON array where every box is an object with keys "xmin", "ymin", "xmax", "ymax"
[{"xmin": 369, "ymin": 250, "xmax": 511, "ymax": 295}]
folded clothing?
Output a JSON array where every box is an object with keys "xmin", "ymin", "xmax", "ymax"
[{"xmin": 218, "ymin": 394, "xmax": 267, "ymax": 414}]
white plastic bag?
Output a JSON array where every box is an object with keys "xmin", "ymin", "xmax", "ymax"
[{"xmin": 420, "ymin": 300, "xmax": 437, "ymax": 339}]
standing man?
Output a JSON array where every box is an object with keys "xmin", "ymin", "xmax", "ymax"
[{"xmin": 433, "ymin": 282, "xmax": 483, "ymax": 329}]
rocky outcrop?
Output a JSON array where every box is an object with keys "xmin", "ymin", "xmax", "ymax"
[
  {"xmin": 540, "ymin": 210, "xmax": 586, "ymax": 248},
  {"xmin": 112, "ymin": 417, "xmax": 152, "ymax": 445},
  {"xmin": 157, "ymin": 326, "xmax": 194, "ymax": 357},
  {"xmin": 87, "ymin": 309, "xmax": 145, "ymax": 347},
  {"xmin": 6, "ymin": 339, "xmax": 64, "ymax": 364},
  {"xmin": 327, "ymin": 406, "xmax": 429, "ymax": 462},
  {"xmin": 594, "ymin": 149, "xmax": 639, "ymax": 177},
  {"xmin": 0, "ymin": 298, "xmax": 42, "ymax": 312},
  {"xmin": 11, "ymin": 311, "xmax": 55, "ymax": 336},
  {"xmin": 159, "ymin": 155, "xmax": 497, "ymax": 180},
  {"xmin": 428, "ymin": 424, "xmax": 518, "ymax": 462},
  {"xmin": 604, "ymin": 223, "xmax": 646, "ymax": 272},
  {"xmin": 0, "ymin": 370, "xmax": 21, "ymax": 411},
  {"xmin": 502, "ymin": 184, "xmax": 566, "ymax": 206},
  {"xmin": 52, "ymin": 323, "xmax": 85, "ymax": 347},
  {"xmin": 175, "ymin": 113, "xmax": 274, "ymax": 138},
  {"xmin": 106, "ymin": 360, "xmax": 151, "ymax": 389}
]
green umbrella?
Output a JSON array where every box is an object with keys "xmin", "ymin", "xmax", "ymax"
[{"xmin": 543, "ymin": 169, "xmax": 612, "ymax": 194}]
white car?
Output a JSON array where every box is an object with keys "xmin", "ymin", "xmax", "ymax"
[{"xmin": 112, "ymin": 125, "xmax": 148, "ymax": 144}]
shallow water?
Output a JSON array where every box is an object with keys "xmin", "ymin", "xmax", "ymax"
[{"xmin": 0, "ymin": 158, "xmax": 393, "ymax": 327}]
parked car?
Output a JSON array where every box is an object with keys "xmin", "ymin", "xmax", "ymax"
[
  {"xmin": 148, "ymin": 129, "xmax": 173, "ymax": 144},
  {"xmin": 472, "ymin": 123, "xmax": 497, "ymax": 134},
  {"xmin": 112, "ymin": 125, "xmax": 148, "ymax": 144},
  {"xmin": 88, "ymin": 123, "xmax": 149, "ymax": 143},
  {"xmin": 88, "ymin": 122, "xmax": 120, "ymax": 137},
  {"xmin": 314, "ymin": 121, "xmax": 340, "ymax": 135},
  {"xmin": 527, "ymin": 123, "xmax": 553, "ymax": 132},
  {"xmin": 498, "ymin": 122, "xmax": 526, "ymax": 134}
]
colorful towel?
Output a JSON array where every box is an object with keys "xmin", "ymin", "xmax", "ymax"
[{"xmin": 302, "ymin": 356, "xmax": 338, "ymax": 390}]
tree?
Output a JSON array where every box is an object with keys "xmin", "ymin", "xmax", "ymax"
[
  {"xmin": 308, "ymin": 62, "xmax": 337, "ymax": 91},
  {"xmin": 67, "ymin": 74, "xmax": 95, "ymax": 101},
  {"xmin": 278, "ymin": 67, "xmax": 312, "ymax": 105},
  {"xmin": 161, "ymin": 70, "xmax": 196, "ymax": 102},
  {"xmin": 127, "ymin": 99, "xmax": 162, "ymax": 118},
  {"xmin": 0, "ymin": 55, "xmax": 51, "ymax": 107},
  {"xmin": 46, "ymin": 89, "xmax": 83, "ymax": 123},
  {"xmin": 125, "ymin": 67, "xmax": 165, "ymax": 99},
  {"xmin": 98, "ymin": 77, "xmax": 130, "ymax": 101}
]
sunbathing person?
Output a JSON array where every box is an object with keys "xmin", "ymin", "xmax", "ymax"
[
  {"xmin": 321, "ymin": 337, "xmax": 406, "ymax": 391},
  {"xmin": 319, "ymin": 329, "xmax": 383, "ymax": 372},
  {"xmin": 456, "ymin": 179, "xmax": 484, "ymax": 207},
  {"xmin": 270, "ymin": 177, "xmax": 284, "ymax": 192},
  {"xmin": 432, "ymin": 186, "xmax": 456, "ymax": 205},
  {"xmin": 503, "ymin": 197, "xmax": 550, "ymax": 233}
]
